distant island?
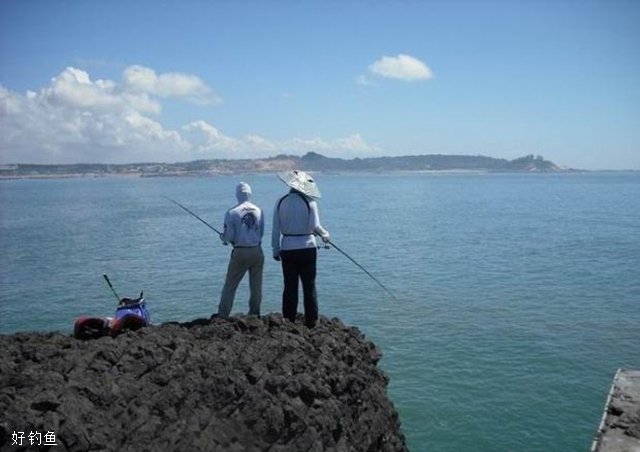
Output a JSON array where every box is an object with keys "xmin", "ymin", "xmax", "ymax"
[{"xmin": 0, "ymin": 153, "xmax": 568, "ymax": 179}]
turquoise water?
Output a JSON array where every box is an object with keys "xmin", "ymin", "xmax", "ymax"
[{"xmin": 1, "ymin": 172, "xmax": 639, "ymax": 451}]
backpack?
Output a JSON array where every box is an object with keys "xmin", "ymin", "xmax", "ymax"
[
  {"xmin": 111, "ymin": 292, "xmax": 151, "ymax": 335},
  {"xmin": 277, "ymin": 191, "xmax": 311, "ymax": 237},
  {"xmin": 74, "ymin": 291, "xmax": 150, "ymax": 340}
]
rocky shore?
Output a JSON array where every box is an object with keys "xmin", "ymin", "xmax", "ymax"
[
  {"xmin": 592, "ymin": 369, "xmax": 640, "ymax": 452},
  {"xmin": 0, "ymin": 315, "xmax": 407, "ymax": 451}
]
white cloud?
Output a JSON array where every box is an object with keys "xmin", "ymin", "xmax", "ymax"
[
  {"xmin": 182, "ymin": 121, "xmax": 279, "ymax": 158},
  {"xmin": 0, "ymin": 66, "xmax": 380, "ymax": 163},
  {"xmin": 43, "ymin": 67, "xmax": 161, "ymax": 114},
  {"xmin": 45, "ymin": 67, "xmax": 121, "ymax": 110},
  {"xmin": 281, "ymin": 134, "xmax": 380, "ymax": 157},
  {"xmin": 0, "ymin": 67, "xmax": 192, "ymax": 163},
  {"xmin": 182, "ymin": 121, "xmax": 377, "ymax": 159},
  {"xmin": 335, "ymin": 134, "xmax": 375, "ymax": 153},
  {"xmin": 355, "ymin": 74, "xmax": 376, "ymax": 86},
  {"xmin": 245, "ymin": 134, "xmax": 278, "ymax": 152},
  {"xmin": 123, "ymin": 65, "xmax": 220, "ymax": 105},
  {"xmin": 182, "ymin": 120, "xmax": 241, "ymax": 155},
  {"xmin": 369, "ymin": 54, "xmax": 433, "ymax": 81}
]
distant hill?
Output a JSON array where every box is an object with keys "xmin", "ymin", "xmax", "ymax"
[
  {"xmin": 297, "ymin": 152, "xmax": 563, "ymax": 172},
  {"xmin": 0, "ymin": 153, "xmax": 566, "ymax": 178}
]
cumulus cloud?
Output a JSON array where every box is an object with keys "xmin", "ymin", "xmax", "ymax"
[
  {"xmin": 182, "ymin": 120, "xmax": 241, "ymax": 154},
  {"xmin": 181, "ymin": 121, "xmax": 377, "ymax": 159},
  {"xmin": 42, "ymin": 67, "xmax": 162, "ymax": 114},
  {"xmin": 369, "ymin": 54, "xmax": 433, "ymax": 81},
  {"xmin": 123, "ymin": 65, "xmax": 220, "ymax": 105},
  {"xmin": 0, "ymin": 66, "xmax": 380, "ymax": 163},
  {"xmin": 0, "ymin": 67, "xmax": 195, "ymax": 163},
  {"xmin": 281, "ymin": 134, "xmax": 380, "ymax": 157}
]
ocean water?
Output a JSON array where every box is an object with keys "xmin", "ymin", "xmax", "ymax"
[{"xmin": 1, "ymin": 171, "xmax": 639, "ymax": 451}]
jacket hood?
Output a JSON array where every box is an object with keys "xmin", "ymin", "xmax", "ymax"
[{"xmin": 236, "ymin": 182, "xmax": 252, "ymax": 202}]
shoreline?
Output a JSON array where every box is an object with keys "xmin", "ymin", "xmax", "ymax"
[{"xmin": 0, "ymin": 168, "xmax": 609, "ymax": 181}]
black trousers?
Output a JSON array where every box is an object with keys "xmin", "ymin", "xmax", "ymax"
[{"xmin": 280, "ymin": 247, "xmax": 318, "ymax": 327}]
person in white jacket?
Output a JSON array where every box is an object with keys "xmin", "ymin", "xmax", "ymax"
[
  {"xmin": 272, "ymin": 170, "xmax": 330, "ymax": 328},
  {"xmin": 217, "ymin": 182, "xmax": 264, "ymax": 318}
]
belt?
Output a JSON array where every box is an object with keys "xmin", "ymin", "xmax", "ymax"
[
  {"xmin": 282, "ymin": 233, "xmax": 312, "ymax": 237},
  {"xmin": 233, "ymin": 245, "xmax": 261, "ymax": 249}
]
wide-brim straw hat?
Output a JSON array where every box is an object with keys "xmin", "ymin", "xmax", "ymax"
[{"xmin": 277, "ymin": 170, "xmax": 321, "ymax": 199}]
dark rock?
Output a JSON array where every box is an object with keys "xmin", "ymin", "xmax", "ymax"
[{"xmin": 0, "ymin": 314, "xmax": 407, "ymax": 451}]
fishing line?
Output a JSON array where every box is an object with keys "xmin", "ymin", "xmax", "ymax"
[
  {"xmin": 164, "ymin": 196, "xmax": 223, "ymax": 235},
  {"xmin": 321, "ymin": 236, "xmax": 399, "ymax": 302}
]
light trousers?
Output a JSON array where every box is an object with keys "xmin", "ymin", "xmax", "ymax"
[{"xmin": 218, "ymin": 246, "xmax": 264, "ymax": 318}]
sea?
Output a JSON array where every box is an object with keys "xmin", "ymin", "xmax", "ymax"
[{"xmin": 1, "ymin": 171, "xmax": 639, "ymax": 451}]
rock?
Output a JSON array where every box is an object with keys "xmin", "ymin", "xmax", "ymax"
[
  {"xmin": 592, "ymin": 369, "xmax": 640, "ymax": 452},
  {"xmin": 0, "ymin": 314, "xmax": 407, "ymax": 451}
]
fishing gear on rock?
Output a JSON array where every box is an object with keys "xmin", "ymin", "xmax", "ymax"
[{"xmin": 74, "ymin": 274, "xmax": 150, "ymax": 340}]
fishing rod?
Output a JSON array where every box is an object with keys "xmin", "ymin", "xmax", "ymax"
[
  {"xmin": 164, "ymin": 196, "xmax": 223, "ymax": 235},
  {"xmin": 103, "ymin": 273, "xmax": 121, "ymax": 302},
  {"xmin": 167, "ymin": 195, "xmax": 396, "ymax": 300},
  {"xmin": 320, "ymin": 236, "xmax": 399, "ymax": 302}
]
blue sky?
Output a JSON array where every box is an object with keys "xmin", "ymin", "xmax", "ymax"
[{"xmin": 1, "ymin": 0, "xmax": 638, "ymax": 169}]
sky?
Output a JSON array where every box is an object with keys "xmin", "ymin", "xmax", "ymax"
[{"xmin": 1, "ymin": 0, "xmax": 639, "ymax": 169}]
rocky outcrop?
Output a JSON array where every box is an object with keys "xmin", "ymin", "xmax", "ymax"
[
  {"xmin": 0, "ymin": 315, "xmax": 407, "ymax": 451},
  {"xmin": 592, "ymin": 369, "xmax": 640, "ymax": 452}
]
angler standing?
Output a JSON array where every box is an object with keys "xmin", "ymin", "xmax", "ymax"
[
  {"xmin": 217, "ymin": 182, "xmax": 265, "ymax": 318},
  {"xmin": 272, "ymin": 170, "xmax": 330, "ymax": 328}
]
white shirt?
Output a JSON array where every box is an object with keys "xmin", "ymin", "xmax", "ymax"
[
  {"xmin": 222, "ymin": 200, "xmax": 264, "ymax": 247},
  {"xmin": 272, "ymin": 191, "xmax": 329, "ymax": 252}
]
